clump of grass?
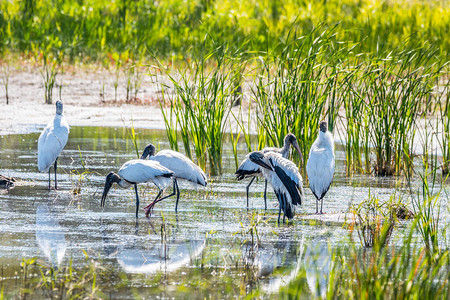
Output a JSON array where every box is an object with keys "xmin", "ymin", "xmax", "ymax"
[
  {"xmin": 32, "ymin": 37, "xmax": 64, "ymax": 104},
  {"xmin": 158, "ymin": 41, "xmax": 243, "ymax": 175},
  {"xmin": 253, "ymin": 24, "xmax": 347, "ymax": 164},
  {"xmin": 362, "ymin": 46, "xmax": 443, "ymax": 176},
  {"xmin": 8, "ymin": 252, "xmax": 106, "ymax": 299},
  {"xmin": 350, "ymin": 192, "xmax": 398, "ymax": 249}
]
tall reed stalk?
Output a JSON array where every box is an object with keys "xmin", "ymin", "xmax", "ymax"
[
  {"xmin": 362, "ymin": 47, "xmax": 442, "ymax": 176},
  {"xmin": 158, "ymin": 42, "xmax": 243, "ymax": 175},
  {"xmin": 252, "ymin": 25, "xmax": 348, "ymax": 165}
]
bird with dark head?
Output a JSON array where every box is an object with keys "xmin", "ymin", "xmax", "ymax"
[
  {"xmin": 100, "ymin": 159, "xmax": 173, "ymax": 218},
  {"xmin": 0, "ymin": 175, "xmax": 15, "ymax": 190},
  {"xmin": 249, "ymin": 151, "xmax": 304, "ymax": 223},
  {"xmin": 306, "ymin": 120, "xmax": 335, "ymax": 214},
  {"xmin": 140, "ymin": 143, "xmax": 207, "ymax": 214},
  {"xmin": 236, "ymin": 133, "xmax": 303, "ymax": 210},
  {"xmin": 101, "ymin": 172, "xmax": 122, "ymax": 208}
]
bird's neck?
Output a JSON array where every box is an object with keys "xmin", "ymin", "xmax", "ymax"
[
  {"xmin": 317, "ymin": 131, "xmax": 334, "ymax": 149},
  {"xmin": 280, "ymin": 140, "xmax": 290, "ymax": 157}
]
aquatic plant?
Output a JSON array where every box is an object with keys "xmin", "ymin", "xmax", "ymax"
[
  {"xmin": 437, "ymin": 79, "xmax": 450, "ymax": 174},
  {"xmin": 158, "ymin": 41, "xmax": 243, "ymax": 175},
  {"xmin": 253, "ymin": 24, "xmax": 347, "ymax": 164},
  {"xmin": 350, "ymin": 192, "xmax": 397, "ymax": 249},
  {"xmin": 362, "ymin": 46, "xmax": 443, "ymax": 176}
]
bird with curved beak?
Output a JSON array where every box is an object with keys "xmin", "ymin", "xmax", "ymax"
[
  {"xmin": 249, "ymin": 151, "xmax": 304, "ymax": 223},
  {"xmin": 236, "ymin": 133, "xmax": 303, "ymax": 209},
  {"xmin": 140, "ymin": 143, "xmax": 207, "ymax": 214},
  {"xmin": 101, "ymin": 159, "xmax": 174, "ymax": 218}
]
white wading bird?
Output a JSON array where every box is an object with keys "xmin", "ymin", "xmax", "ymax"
[
  {"xmin": 101, "ymin": 159, "xmax": 174, "ymax": 218},
  {"xmin": 306, "ymin": 121, "xmax": 335, "ymax": 214},
  {"xmin": 249, "ymin": 151, "xmax": 304, "ymax": 223},
  {"xmin": 235, "ymin": 133, "xmax": 303, "ymax": 209},
  {"xmin": 140, "ymin": 143, "xmax": 207, "ymax": 215},
  {"xmin": 38, "ymin": 101, "xmax": 70, "ymax": 189}
]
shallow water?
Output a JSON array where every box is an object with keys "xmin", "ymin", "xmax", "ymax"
[{"xmin": 0, "ymin": 126, "xmax": 447, "ymax": 297}]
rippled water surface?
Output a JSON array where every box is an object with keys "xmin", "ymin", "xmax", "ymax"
[{"xmin": 0, "ymin": 126, "xmax": 446, "ymax": 297}]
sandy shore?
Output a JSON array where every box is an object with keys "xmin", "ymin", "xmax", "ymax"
[{"xmin": 0, "ymin": 67, "xmax": 170, "ymax": 135}]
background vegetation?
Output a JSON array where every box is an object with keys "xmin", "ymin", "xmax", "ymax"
[{"xmin": 0, "ymin": 0, "xmax": 449, "ymax": 62}]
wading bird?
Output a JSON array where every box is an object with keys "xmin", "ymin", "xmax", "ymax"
[
  {"xmin": 37, "ymin": 101, "xmax": 70, "ymax": 189},
  {"xmin": 101, "ymin": 159, "xmax": 174, "ymax": 218},
  {"xmin": 235, "ymin": 133, "xmax": 303, "ymax": 209},
  {"xmin": 0, "ymin": 175, "xmax": 15, "ymax": 190},
  {"xmin": 306, "ymin": 121, "xmax": 335, "ymax": 214},
  {"xmin": 249, "ymin": 151, "xmax": 304, "ymax": 223},
  {"xmin": 140, "ymin": 143, "xmax": 207, "ymax": 215}
]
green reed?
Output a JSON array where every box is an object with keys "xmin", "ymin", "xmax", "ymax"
[
  {"xmin": 253, "ymin": 25, "xmax": 347, "ymax": 164},
  {"xmin": 360, "ymin": 46, "xmax": 443, "ymax": 176},
  {"xmin": 158, "ymin": 42, "xmax": 243, "ymax": 175},
  {"xmin": 437, "ymin": 78, "xmax": 450, "ymax": 174},
  {"xmin": 339, "ymin": 65, "xmax": 368, "ymax": 174}
]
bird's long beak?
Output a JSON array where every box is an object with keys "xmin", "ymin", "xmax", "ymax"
[
  {"xmin": 294, "ymin": 143, "xmax": 304, "ymax": 164},
  {"xmin": 101, "ymin": 179, "xmax": 112, "ymax": 208},
  {"xmin": 253, "ymin": 157, "xmax": 273, "ymax": 171}
]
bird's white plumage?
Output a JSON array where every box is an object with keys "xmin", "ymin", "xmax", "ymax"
[
  {"xmin": 118, "ymin": 159, "xmax": 173, "ymax": 190},
  {"xmin": 38, "ymin": 114, "xmax": 69, "ymax": 172},
  {"xmin": 306, "ymin": 131, "xmax": 335, "ymax": 201},
  {"xmin": 260, "ymin": 152, "xmax": 304, "ymax": 202},
  {"xmin": 148, "ymin": 150, "xmax": 207, "ymax": 186}
]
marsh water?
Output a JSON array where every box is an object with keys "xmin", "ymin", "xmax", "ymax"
[{"xmin": 0, "ymin": 126, "xmax": 447, "ymax": 298}]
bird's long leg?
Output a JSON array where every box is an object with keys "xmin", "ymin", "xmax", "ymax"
[
  {"xmin": 320, "ymin": 198, "xmax": 324, "ymax": 214},
  {"xmin": 48, "ymin": 168, "xmax": 51, "ymax": 190},
  {"xmin": 316, "ymin": 199, "xmax": 319, "ymax": 214},
  {"xmin": 263, "ymin": 179, "xmax": 268, "ymax": 210},
  {"xmin": 278, "ymin": 206, "xmax": 281, "ymax": 224},
  {"xmin": 144, "ymin": 189, "xmax": 163, "ymax": 217},
  {"xmin": 275, "ymin": 193, "xmax": 282, "ymax": 224},
  {"xmin": 246, "ymin": 177, "xmax": 256, "ymax": 210},
  {"xmin": 134, "ymin": 184, "xmax": 139, "ymax": 218},
  {"xmin": 54, "ymin": 158, "xmax": 58, "ymax": 190},
  {"xmin": 174, "ymin": 179, "xmax": 180, "ymax": 213},
  {"xmin": 156, "ymin": 180, "xmax": 177, "ymax": 203}
]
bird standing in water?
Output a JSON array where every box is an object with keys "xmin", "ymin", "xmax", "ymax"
[
  {"xmin": 140, "ymin": 143, "xmax": 207, "ymax": 216},
  {"xmin": 38, "ymin": 101, "xmax": 70, "ymax": 189},
  {"xmin": 235, "ymin": 133, "xmax": 303, "ymax": 209},
  {"xmin": 101, "ymin": 159, "xmax": 174, "ymax": 218},
  {"xmin": 306, "ymin": 121, "xmax": 335, "ymax": 214},
  {"xmin": 249, "ymin": 151, "xmax": 304, "ymax": 223}
]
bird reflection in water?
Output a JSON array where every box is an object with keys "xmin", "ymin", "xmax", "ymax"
[
  {"xmin": 100, "ymin": 218, "xmax": 205, "ymax": 274},
  {"xmin": 242, "ymin": 232, "xmax": 304, "ymax": 293},
  {"xmin": 35, "ymin": 204, "xmax": 67, "ymax": 268}
]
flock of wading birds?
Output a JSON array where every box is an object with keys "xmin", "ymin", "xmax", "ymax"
[{"xmin": 2, "ymin": 101, "xmax": 335, "ymax": 224}]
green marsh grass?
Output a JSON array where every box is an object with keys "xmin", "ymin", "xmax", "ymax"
[
  {"xmin": 437, "ymin": 79, "xmax": 450, "ymax": 174},
  {"xmin": 350, "ymin": 192, "xmax": 396, "ymax": 249},
  {"xmin": 253, "ymin": 25, "xmax": 348, "ymax": 164},
  {"xmin": 158, "ymin": 42, "xmax": 243, "ymax": 175},
  {"xmin": 1, "ymin": 0, "xmax": 450, "ymax": 64},
  {"xmin": 359, "ymin": 47, "xmax": 444, "ymax": 176}
]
